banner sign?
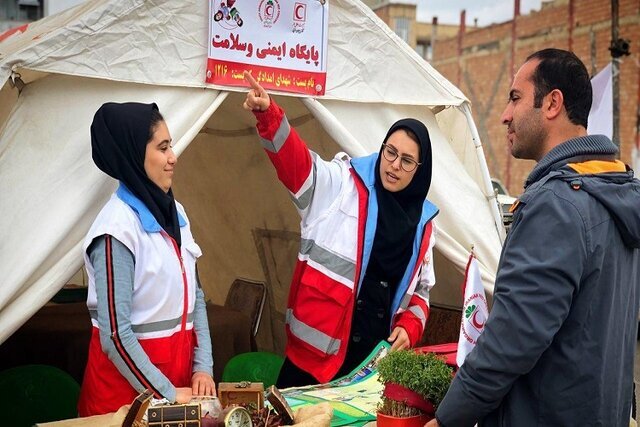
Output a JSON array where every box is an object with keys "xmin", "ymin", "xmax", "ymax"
[{"xmin": 206, "ymin": 0, "xmax": 329, "ymax": 95}]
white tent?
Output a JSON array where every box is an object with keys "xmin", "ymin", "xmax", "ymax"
[{"xmin": 0, "ymin": 0, "xmax": 504, "ymax": 350}]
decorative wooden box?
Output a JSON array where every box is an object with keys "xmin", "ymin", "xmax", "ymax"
[
  {"xmin": 147, "ymin": 403, "xmax": 201, "ymax": 427},
  {"xmin": 218, "ymin": 381, "xmax": 264, "ymax": 409}
]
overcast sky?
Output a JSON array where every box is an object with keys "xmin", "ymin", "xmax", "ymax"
[{"xmin": 415, "ymin": 0, "xmax": 543, "ymax": 27}]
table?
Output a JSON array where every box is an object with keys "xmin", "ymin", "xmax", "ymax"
[{"xmin": 0, "ymin": 301, "xmax": 253, "ymax": 382}]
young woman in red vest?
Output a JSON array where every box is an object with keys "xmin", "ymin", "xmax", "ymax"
[
  {"xmin": 77, "ymin": 102, "xmax": 215, "ymax": 416},
  {"xmin": 243, "ymin": 72, "xmax": 439, "ymax": 387}
]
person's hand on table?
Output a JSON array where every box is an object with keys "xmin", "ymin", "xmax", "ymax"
[
  {"xmin": 388, "ymin": 326, "xmax": 410, "ymax": 351},
  {"xmin": 175, "ymin": 387, "xmax": 193, "ymax": 404},
  {"xmin": 243, "ymin": 71, "xmax": 270, "ymax": 112},
  {"xmin": 192, "ymin": 371, "xmax": 216, "ymax": 397}
]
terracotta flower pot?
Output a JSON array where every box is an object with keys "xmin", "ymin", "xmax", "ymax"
[{"xmin": 376, "ymin": 412, "xmax": 432, "ymax": 427}]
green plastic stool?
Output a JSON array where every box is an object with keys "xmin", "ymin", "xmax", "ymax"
[
  {"xmin": 0, "ymin": 364, "xmax": 80, "ymax": 427},
  {"xmin": 221, "ymin": 352, "xmax": 284, "ymax": 388}
]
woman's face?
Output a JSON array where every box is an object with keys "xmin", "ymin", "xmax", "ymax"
[
  {"xmin": 378, "ymin": 129, "xmax": 420, "ymax": 192},
  {"xmin": 144, "ymin": 120, "xmax": 176, "ymax": 193}
]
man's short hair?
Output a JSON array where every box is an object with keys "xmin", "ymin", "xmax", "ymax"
[{"xmin": 526, "ymin": 48, "xmax": 592, "ymax": 128}]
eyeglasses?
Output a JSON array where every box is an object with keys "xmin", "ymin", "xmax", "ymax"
[{"xmin": 381, "ymin": 143, "xmax": 421, "ymax": 172}]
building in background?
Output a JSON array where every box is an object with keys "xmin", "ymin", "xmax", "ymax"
[
  {"xmin": 1, "ymin": 0, "xmax": 84, "ymax": 32},
  {"xmin": 430, "ymin": 0, "xmax": 639, "ymax": 195},
  {"xmin": 361, "ymin": 0, "xmax": 459, "ymax": 61}
]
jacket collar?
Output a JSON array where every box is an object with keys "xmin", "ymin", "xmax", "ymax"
[
  {"xmin": 116, "ymin": 183, "xmax": 186, "ymax": 233},
  {"xmin": 350, "ymin": 153, "xmax": 378, "ymax": 189},
  {"xmin": 350, "ymin": 153, "xmax": 438, "ymax": 223},
  {"xmin": 525, "ymin": 134, "xmax": 618, "ymax": 188}
]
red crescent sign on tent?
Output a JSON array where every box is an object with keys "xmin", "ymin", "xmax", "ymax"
[{"xmin": 206, "ymin": 0, "xmax": 329, "ymax": 95}]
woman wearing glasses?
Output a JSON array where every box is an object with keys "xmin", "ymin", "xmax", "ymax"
[{"xmin": 243, "ymin": 72, "xmax": 438, "ymax": 388}]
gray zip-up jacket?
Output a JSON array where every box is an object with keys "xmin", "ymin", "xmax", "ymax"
[{"xmin": 436, "ymin": 135, "xmax": 640, "ymax": 427}]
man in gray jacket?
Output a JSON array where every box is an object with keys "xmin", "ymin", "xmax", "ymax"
[{"xmin": 428, "ymin": 48, "xmax": 640, "ymax": 426}]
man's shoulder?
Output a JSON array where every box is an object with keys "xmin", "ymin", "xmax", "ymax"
[
  {"xmin": 517, "ymin": 171, "xmax": 612, "ymax": 235},
  {"xmin": 521, "ymin": 170, "xmax": 582, "ymax": 206},
  {"xmin": 509, "ymin": 173, "xmax": 587, "ymax": 234}
]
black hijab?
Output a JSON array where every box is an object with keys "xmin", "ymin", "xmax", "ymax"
[
  {"xmin": 90, "ymin": 102, "xmax": 182, "ymax": 247},
  {"xmin": 366, "ymin": 119, "xmax": 432, "ymax": 284}
]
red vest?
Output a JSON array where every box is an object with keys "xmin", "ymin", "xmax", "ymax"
[{"xmin": 77, "ymin": 327, "xmax": 194, "ymax": 416}]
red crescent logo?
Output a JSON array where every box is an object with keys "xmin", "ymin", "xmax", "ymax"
[
  {"xmin": 295, "ymin": 4, "xmax": 305, "ymax": 20},
  {"xmin": 472, "ymin": 310, "xmax": 485, "ymax": 330},
  {"xmin": 265, "ymin": 4, "xmax": 273, "ymax": 16}
]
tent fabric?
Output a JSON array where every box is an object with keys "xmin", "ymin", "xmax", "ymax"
[
  {"xmin": 0, "ymin": 0, "xmax": 503, "ymax": 347},
  {"xmin": 0, "ymin": 0, "xmax": 467, "ymax": 106}
]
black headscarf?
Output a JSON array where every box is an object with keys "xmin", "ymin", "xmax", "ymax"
[
  {"xmin": 366, "ymin": 119, "xmax": 432, "ymax": 284},
  {"xmin": 90, "ymin": 102, "xmax": 182, "ymax": 247}
]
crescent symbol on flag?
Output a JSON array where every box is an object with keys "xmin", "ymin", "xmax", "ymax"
[{"xmin": 472, "ymin": 310, "xmax": 485, "ymax": 329}]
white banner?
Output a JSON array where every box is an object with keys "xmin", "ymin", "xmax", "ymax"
[
  {"xmin": 588, "ymin": 63, "xmax": 613, "ymax": 139},
  {"xmin": 206, "ymin": 0, "xmax": 329, "ymax": 95}
]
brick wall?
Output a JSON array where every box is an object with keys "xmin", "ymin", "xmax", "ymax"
[{"xmin": 433, "ymin": 0, "xmax": 640, "ymax": 195}]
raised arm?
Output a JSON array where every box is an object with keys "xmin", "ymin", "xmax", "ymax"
[{"xmin": 242, "ymin": 71, "xmax": 345, "ymax": 222}]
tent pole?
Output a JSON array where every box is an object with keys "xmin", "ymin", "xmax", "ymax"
[
  {"xmin": 301, "ymin": 97, "xmax": 368, "ymax": 157},
  {"xmin": 460, "ymin": 103, "xmax": 506, "ymax": 244},
  {"xmin": 174, "ymin": 91, "xmax": 229, "ymax": 156}
]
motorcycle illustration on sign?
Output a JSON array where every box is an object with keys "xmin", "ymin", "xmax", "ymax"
[{"xmin": 213, "ymin": 0, "xmax": 243, "ymax": 28}]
